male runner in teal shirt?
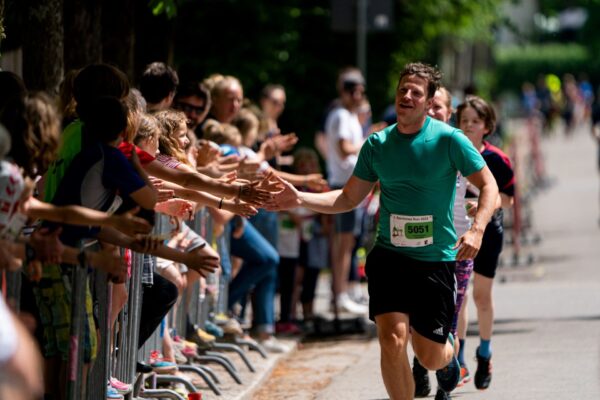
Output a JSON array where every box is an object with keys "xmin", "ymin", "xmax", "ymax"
[{"xmin": 267, "ymin": 62, "xmax": 498, "ymax": 400}]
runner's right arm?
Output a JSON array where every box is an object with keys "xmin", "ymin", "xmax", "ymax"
[{"xmin": 267, "ymin": 175, "xmax": 375, "ymax": 214}]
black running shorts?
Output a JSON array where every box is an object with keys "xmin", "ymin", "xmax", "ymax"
[
  {"xmin": 365, "ymin": 245, "xmax": 456, "ymax": 344},
  {"xmin": 473, "ymin": 221, "xmax": 504, "ymax": 279}
]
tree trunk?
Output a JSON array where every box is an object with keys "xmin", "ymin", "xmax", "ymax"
[
  {"xmin": 102, "ymin": 0, "xmax": 135, "ymax": 80},
  {"xmin": 22, "ymin": 0, "xmax": 64, "ymax": 94},
  {"xmin": 0, "ymin": 0, "xmax": 5, "ymax": 50},
  {"xmin": 133, "ymin": 1, "xmax": 174, "ymax": 85},
  {"xmin": 63, "ymin": 0, "xmax": 102, "ymax": 72}
]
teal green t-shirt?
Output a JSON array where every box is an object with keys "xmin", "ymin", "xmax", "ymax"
[
  {"xmin": 353, "ymin": 117, "xmax": 485, "ymax": 261},
  {"xmin": 44, "ymin": 120, "xmax": 83, "ymax": 202}
]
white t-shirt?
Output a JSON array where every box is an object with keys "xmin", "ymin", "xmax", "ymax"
[
  {"xmin": 324, "ymin": 107, "xmax": 364, "ymax": 186},
  {"xmin": 278, "ymin": 211, "xmax": 300, "ymax": 258},
  {"xmin": 453, "ymin": 173, "xmax": 470, "ymax": 237},
  {"xmin": 239, "ymin": 146, "xmax": 270, "ymax": 173},
  {"xmin": 0, "ymin": 161, "xmax": 27, "ymax": 240}
]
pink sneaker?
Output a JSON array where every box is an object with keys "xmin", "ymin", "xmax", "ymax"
[
  {"xmin": 181, "ymin": 345, "xmax": 197, "ymax": 358},
  {"xmin": 109, "ymin": 377, "xmax": 132, "ymax": 394},
  {"xmin": 276, "ymin": 322, "xmax": 302, "ymax": 335},
  {"xmin": 149, "ymin": 350, "xmax": 177, "ymax": 374}
]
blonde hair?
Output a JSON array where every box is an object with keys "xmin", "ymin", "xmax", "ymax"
[
  {"xmin": 208, "ymin": 75, "xmax": 242, "ymax": 102},
  {"xmin": 134, "ymin": 113, "xmax": 160, "ymax": 145},
  {"xmin": 203, "ymin": 120, "xmax": 242, "ymax": 147},
  {"xmin": 437, "ymin": 87, "xmax": 453, "ymax": 111},
  {"xmin": 124, "ymin": 89, "xmax": 147, "ymax": 143},
  {"xmin": 153, "ymin": 109, "xmax": 190, "ymax": 165},
  {"xmin": 202, "ymin": 73, "xmax": 225, "ymax": 93}
]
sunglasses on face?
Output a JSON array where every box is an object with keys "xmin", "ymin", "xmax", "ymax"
[
  {"xmin": 268, "ymin": 97, "xmax": 286, "ymax": 107},
  {"xmin": 174, "ymin": 101, "xmax": 206, "ymax": 115}
]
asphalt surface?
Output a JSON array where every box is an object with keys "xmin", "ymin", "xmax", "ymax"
[{"xmin": 252, "ymin": 122, "xmax": 600, "ymax": 400}]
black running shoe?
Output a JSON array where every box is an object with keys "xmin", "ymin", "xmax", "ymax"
[
  {"xmin": 435, "ymin": 334, "xmax": 461, "ymax": 393},
  {"xmin": 435, "ymin": 388, "xmax": 451, "ymax": 400},
  {"xmin": 474, "ymin": 347, "xmax": 492, "ymax": 390},
  {"xmin": 413, "ymin": 356, "xmax": 431, "ymax": 398}
]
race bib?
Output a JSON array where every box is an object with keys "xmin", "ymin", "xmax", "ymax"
[{"xmin": 390, "ymin": 214, "xmax": 433, "ymax": 247}]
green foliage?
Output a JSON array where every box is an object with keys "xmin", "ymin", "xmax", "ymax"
[
  {"xmin": 494, "ymin": 43, "xmax": 597, "ymax": 93},
  {"xmin": 167, "ymin": 0, "xmax": 503, "ymax": 145},
  {"xmin": 387, "ymin": 0, "xmax": 503, "ymax": 99},
  {"xmin": 149, "ymin": 0, "xmax": 178, "ymax": 19}
]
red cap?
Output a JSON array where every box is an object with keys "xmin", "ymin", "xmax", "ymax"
[{"xmin": 188, "ymin": 393, "xmax": 202, "ymax": 400}]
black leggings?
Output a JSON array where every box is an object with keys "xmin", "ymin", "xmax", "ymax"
[{"xmin": 138, "ymin": 273, "xmax": 178, "ymax": 348}]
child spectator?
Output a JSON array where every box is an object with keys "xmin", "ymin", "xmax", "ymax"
[
  {"xmin": 35, "ymin": 96, "xmax": 154, "ymax": 398},
  {"xmin": 139, "ymin": 62, "xmax": 179, "ymax": 113},
  {"xmin": 278, "ymin": 148, "xmax": 330, "ymax": 334}
]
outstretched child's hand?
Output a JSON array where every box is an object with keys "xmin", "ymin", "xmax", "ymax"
[
  {"xmin": 304, "ymin": 173, "xmax": 328, "ymax": 192},
  {"xmin": 196, "ymin": 139, "xmax": 221, "ymax": 167},
  {"xmin": 184, "ymin": 252, "xmax": 220, "ymax": 278},
  {"xmin": 236, "ymin": 180, "xmax": 274, "ymax": 206},
  {"xmin": 264, "ymin": 176, "xmax": 301, "ymax": 211},
  {"xmin": 29, "ymin": 227, "xmax": 64, "ymax": 264},
  {"xmin": 218, "ymin": 171, "xmax": 237, "ymax": 183},
  {"xmin": 88, "ymin": 249, "xmax": 127, "ymax": 283},
  {"xmin": 266, "ymin": 133, "xmax": 298, "ymax": 157},
  {"xmin": 155, "ymin": 199, "xmax": 194, "ymax": 219},
  {"xmin": 256, "ymin": 171, "xmax": 285, "ymax": 194},
  {"xmin": 222, "ymin": 199, "xmax": 258, "ymax": 218},
  {"xmin": 111, "ymin": 207, "xmax": 153, "ymax": 236}
]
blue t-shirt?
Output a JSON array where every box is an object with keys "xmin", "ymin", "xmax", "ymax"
[
  {"xmin": 50, "ymin": 141, "xmax": 146, "ymax": 246},
  {"xmin": 353, "ymin": 117, "xmax": 486, "ymax": 261}
]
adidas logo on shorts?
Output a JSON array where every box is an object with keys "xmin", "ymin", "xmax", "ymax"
[{"xmin": 433, "ymin": 327, "xmax": 444, "ymax": 336}]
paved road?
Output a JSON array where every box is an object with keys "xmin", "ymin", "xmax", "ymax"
[{"xmin": 253, "ymin": 124, "xmax": 600, "ymax": 400}]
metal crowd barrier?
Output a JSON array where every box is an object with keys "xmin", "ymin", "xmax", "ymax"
[
  {"xmin": 500, "ymin": 116, "xmax": 545, "ymax": 269},
  {"xmin": 133, "ymin": 209, "xmax": 250, "ymax": 398},
  {"xmin": 0, "ymin": 204, "xmax": 270, "ymax": 400},
  {"xmin": 87, "ymin": 267, "xmax": 112, "ymax": 400}
]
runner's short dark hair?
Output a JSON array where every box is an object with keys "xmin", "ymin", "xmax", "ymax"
[{"xmin": 398, "ymin": 63, "xmax": 442, "ymax": 98}]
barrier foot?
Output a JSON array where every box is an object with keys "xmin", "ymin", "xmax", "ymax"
[
  {"xmin": 234, "ymin": 338, "xmax": 268, "ymax": 359},
  {"xmin": 152, "ymin": 374, "xmax": 198, "ymax": 393},
  {"xmin": 194, "ymin": 364, "xmax": 221, "ymax": 385},
  {"xmin": 138, "ymin": 388, "xmax": 186, "ymax": 400},
  {"xmin": 177, "ymin": 365, "xmax": 222, "ymax": 395},
  {"xmin": 132, "ymin": 372, "xmax": 147, "ymax": 398},
  {"xmin": 195, "ymin": 355, "xmax": 243, "ymax": 384},
  {"xmin": 203, "ymin": 351, "xmax": 237, "ymax": 372},
  {"xmin": 211, "ymin": 342, "xmax": 256, "ymax": 372}
]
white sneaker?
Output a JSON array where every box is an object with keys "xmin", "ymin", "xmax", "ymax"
[
  {"xmin": 259, "ymin": 336, "xmax": 288, "ymax": 353},
  {"xmin": 337, "ymin": 293, "xmax": 369, "ymax": 315}
]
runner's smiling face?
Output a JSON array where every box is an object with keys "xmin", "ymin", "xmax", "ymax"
[
  {"xmin": 395, "ymin": 75, "xmax": 433, "ymax": 131},
  {"xmin": 458, "ymin": 106, "xmax": 489, "ymax": 145}
]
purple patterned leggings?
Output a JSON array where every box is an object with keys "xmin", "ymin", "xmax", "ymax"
[{"xmin": 451, "ymin": 259, "xmax": 474, "ymax": 336}]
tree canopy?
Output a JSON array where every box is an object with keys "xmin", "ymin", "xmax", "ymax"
[{"xmin": 0, "ymin": 0, "xmax": 504, "ymax": 140}]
